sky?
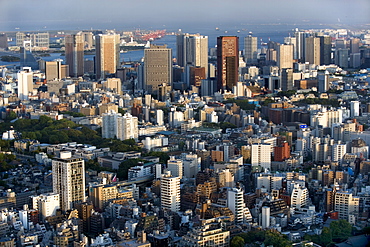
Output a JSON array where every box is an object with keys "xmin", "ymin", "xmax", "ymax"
[{"xmin": 0, "ymin": 0, "xmax": 369, "ymax": 31}]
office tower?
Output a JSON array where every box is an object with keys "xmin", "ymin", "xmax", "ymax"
[
  {"xmin": 350, "ymin": 38, "xmax": 360, "ymax": 54},
  {"xmin": 31, "ymin": 193, "xmax": 60, "ymax": 220},
  {"xmin": 189, "ymin": 66, "xmax": 206, "ymax": 87},
  {"xmin": 76, "ymin": 202, "xmax": 94, "ymax": 233},
  {"xmin": 167, "ymin": 156, "xmax": 183, "ymax": 179},
  {"xmin": 317, "ymin": 70, "xmax": 329, "ymax": 93},
  {"xmin": 227, "ymin": 187, "xmax": 247, "ymax": 224},
  {"xmin": 335, "ymin": 49, "xmax": 349, "ymax": 68},
  {"xmin": 177, "ymin": 33, "xmax": 208, "ymax": 75},
  {"xmin": 217, "ymin": 36, "xmax": 239, "ymax": 92},
  {"xmin": 335, "ymin": 39, "xmax": 346, "ymax": 49},
  {"xmin": 81, "ymin": 31, "xmax": 94, "ymax": 50},
  {"xmin": 350, "ymin": 101, "xmax": 360, "ymax": 118},
  {"xmin": 251, "ymin": 143, "xmax": 271, "ymax": 171},
  {"xmin": 261, "ymin": 206, "xmax": 270, "ymax": 229},
  {"xmin": 334, "ymin": 192, "xmax": 359, "ymax": 220},
  {"xmin": 45, "ymin": 60, "xmax": 68, "ymax": 81},
  {"xmin": 144, "ymin": 45, "xmax": 172, "ymax": 95},
  {"xmin": 284, "ymin": 36, "xmax": 297, "ymax": 59},
  {"xmin": 281, "ymin": 68, "xmax": 293, "ymax": 91},
  {"xmin": 65, "ymin": 33, "xmax": 84, "ymax": 77},
  {"xmin": 0, "ymin": 33, "xmax": 8, "ymax": 49},
  {"xmin": 17, "ymin": 67, "xmax": 33, "ymax": 101},
  {"xmin": 266, "ymin": 48, "xmax": 277, "ymax": 65},
  {"xmin": 305, "ymin": 37, "xmax": 320, "ymax": 65},
  {"xmin": 319, "ymin": 36, "xmax": 332, "ymax": 65},
  {"xmin": 290, "ymin": 183, "xmax": 309, "ymax": 210},
  {"xmin": 102, "ymin": 77, "xmax": 122, "ymax": 94},
  {"xmin": 16, "ymin": 32, "xmax": 49, "ymax": 49},
  {"xmin": 350, "ymin": 53, "xmax": 361, "ymax": 68},
  {"xmin": 277, "ymin": 44, "xmax": 293, "ymax": 69},
  {"xmin": 161, "ymin": 171, "xmax": 180, "ymax": 212},
  {"xmin": 294, "ymin": 30, "xmax": 309, "ymax": 62},
  {"xmin": 52, "ymin": 151, "xmax": 86, "ymax": 211},
  {"xmin": 200, "ymin": 78, "xmax": 217, "ymax": 96},
  {"xmin": 95, "ymin": 33, "xmax": 120, "ymax": 79},
  {"xmin": 244, "ymin": 35, "xmax": 258, "ymax": 64}
]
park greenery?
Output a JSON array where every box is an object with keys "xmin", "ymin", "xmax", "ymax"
[
  {"xmin": 0, "ymin": 55, "xmax": 20, "ymax": 62},
  {"xmin": 304, "ymin": 219, "xmax": 353, "ymax": 246},
  {"xmin": 224, "ymin": 98, "xmax": 256, "ymax": 110},
  {"xmin": 231, "ymin": 229, "xmax": 292, "ymax": 247}
]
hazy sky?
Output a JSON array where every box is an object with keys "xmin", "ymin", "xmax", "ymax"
[{"xmin": 0, "ymin": 0, "xmax": 369, "ymax": 31}]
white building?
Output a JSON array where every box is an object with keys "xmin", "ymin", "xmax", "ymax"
[
  {"xmin": 167, "ymin": 156, "xmax": 183, "ymax": 179},
  {"xmin": 181, "ymin": 153, "xmax": 201, "ymax": 179},
  {"xmin": 31, "ymin": 193, "xmax": 60, "ymax": 220},
  {"xmin": 17, "ymin": 67, "xmax": 33, "ymax": 101},
  {"xmin": 251, "ymin": 143, "xmax": 271, "ymax": 171},
  {"xmin": 291, "ymin": 183, "xmax": 309, "ymax": 210},
  {"xmin": 261, "ymin": 206, "xmax": 270, "ymax": 229},
  {"xmin": 156, "ymin": 109, "xmax": 164, "ymax": 126},
  {"xmin": 227, "ymin": 187, "xmax": 248, "ymax": 224},
  {"xmin": 161, "ymin": 171, "xmax": 180, "ymax": 212},
  {"xmin": 102, "ymin": 111, "xmax": 138, "ymax": 141},
  {"xmin": 52, "ymin": 151, "xmax": 86, "ymax": 211},
  {"xmin": 350, "ymin": 101, "xmax": 360, "ymax": 118},
  {"xmin": 332, "ymin": 142, "xmax": 347, "ymax": 165}
]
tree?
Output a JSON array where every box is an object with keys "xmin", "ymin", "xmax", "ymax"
[
  {"xmin": 319, "ymin": 227, "xmax": 332, "ymax": 246},
  {"xmin": 330, "ymin": 219, "xmax": 352, "ymax": 243},
  {"xmin": 230, "ymin": 236, "xmax": 244, "ymax": 247}
]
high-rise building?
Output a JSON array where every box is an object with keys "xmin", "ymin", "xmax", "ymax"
[
  {"xmin": 227, "ymin": 187, "xmax": 247, "ymax": 224},
  {"xmin": 335, "ymin": 49, "xmax": 349, "ymax": 68},
  {"xmin": 167, "ymin": 156, "xmax": 183, "ymax": 179},
  {"xmin": 332, "ymin": 142, "xmax": 346, "ymax": 165},
  {"xmin": 0, "ymin": 33, "xmax": 8, "ymax": 49},
  {"xmin": 319, "ymin": 36, "xmax": 332, "ymax": 65},
  {"xmin": 52, "ymin": 151, "xmax": 86, "ymax": 211},
  {"xmin": 31, "ymin": 193, "xmax": 60, "ymax": 220},
  {"xmin": 290, "ymin": 183, "xmax": 309, "ymax": 210},
  {"xmin": 65, "ymin": 33, "xmax": 84, "ymax": 77},
  {"xmin": 350, "ymin": 100, "xmax": 360, "ymax": 118},
  {"xmin": 305, "ymin": 37, "xmax": 321, "ymax": 66},
  {"xmin": 284, "ymin": 36, "xmax": 297, "ymax": 59},
  {"xmin": 102, "ymin": 77, "xmax": 122, "ymax": 94},
  {"xmin": 161, "ymin": 171, "xmax": 180, "ymax": 212},
  {"xmin": 334, "ymin": 191, "xmax": 359, "ymax": 221},
  {"xmin": 244, "ymin": 35, "xmax": 258, "ymax": 64},
  {"xmin": 281, "ymin": 68, "xmax": 293, "ymax": 91},
  {"xmin": 45, "ymin": 60, "xmax": 68, "ymax": 81},
  {"xmin": 294, "ymin": 30, "xmax": 309, "ymax": 62},
  {"xmin": 317, "ymin": 70, "xmax": 330, "ymax": 93},
  {"xmin": 156, "ymin": 109, "xmax": 164, "ymax": 126},
  {"xmin": 16, "ymin": 32, "xmax": 49, "ymax": 49},
  {"xmin": 350, "ymin": 38, "xmax": 360, "ymax": 54},
  {"xmin": 144, "ymin": 45, "xmax": 172, "ymax": 95},
  {"xmin": 177, "ymin": 33, "xmax": 208, "ymax": 75},
  {"xmin": 102, "ymin": 111, "xmax": 138, "ymax": 141},
  {"xmin": 251, "ymin": 143, "xmax": 271, "ymax": 171},
  {"xmin": 95, "ymin": 33, "xmax": 120, "ymax": 79},
  {"xmin": 17, "ymin": 67, "xmax": 33, "ymax": 101},
  {"xmin": 217, "ymin": 36, "xmax": 239, "ymax": 92},
  {"xmin": 277, "ymin": 44, "xmax": 293, "ymax": 69}
]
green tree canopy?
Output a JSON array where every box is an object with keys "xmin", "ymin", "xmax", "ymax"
[{"xmin": 230, "ymin": 236, "xmax": 245, "ymax": 247}]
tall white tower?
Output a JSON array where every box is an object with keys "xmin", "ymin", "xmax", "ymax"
[
  {"xmin": 291, "ymin": 183, "xmax": 309, "ymax": 210},
  {"xmin": 167, "ymin": 156, "xmax": 183, "ymax": 179},
  {"xmin": 17, "ymin": 67, "xmax": 33, "ymax": 101},
  {"xmin": 227, "ymin": 187, "xmax": 247, "ymax": 224},
  {"xmin": 261, "ymin": 206, "xmax": 270, "ymax": 229},
  {"xmin": 156, "ymin": 109, "xmax": 164, "ymax": 126},
  {"xmin": 350, "ymin": 101, "xmax": 360, "ymax": 117},
  {"xmin": 160, "ymin": 171, "xmax": 180, "ymax": 212}
]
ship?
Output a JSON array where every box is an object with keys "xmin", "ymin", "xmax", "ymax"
[{"xmin": 215, "ymin": 27, "xmax": 219, "ymax": 31}]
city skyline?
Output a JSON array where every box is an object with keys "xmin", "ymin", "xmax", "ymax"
[{"xmin": 0, "ymin": 0, "xmax": 369, "ymax": 31}]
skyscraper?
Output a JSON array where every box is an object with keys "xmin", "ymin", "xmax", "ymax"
[
  {"xmin": 227, "ymin": 187, "xmax": 248, "ymax": 224},
  {"xmin": 335, "ymin": 49, "xmax": 349, "ymax": 68},
  {"xmin": 95, "ymin": 33, "xmax": 120, "ymax": 79},
  {"xmin": 217, "ymin": 36, "xmax": 239, "ymax": 92},
  {"xmin": 52, "ymin": 151, "xmax": 86, "ymax": 211},
  {"xmin": 144, "ymin": 45, "xmax": 172, "ymax": 95},
  {"xmin": 17, "ymin": 67, "xmax": 33, "ymax": 101},
  {"xmin": 305, "ymin": 37, "xmax": 321, "ymax": 66},
  {"xmin": 277, "ymin": 44, "xmax": 293, "ymax": 69},
  {"xmin": 244, "ymin": 35, "xmax": 258, "ymax": 64},
  {"xmin": 281, "ymin": 68, "xmax": 293, "ymax": 91},
  {"xmin": 177, "ymin": 33, "xmax": 208, "ymax": 75},
  {"xmin": 294, "ymin": 30, "xmax": 309, "ymax": 62},
  {"xmin": 0, "ymin": 33, "xmax": 8, "ymax": 49},
  {"xmin": 161, "ymin": 171, "xmax": 180, "ymax": 212},
  {"xmin": 319, "ymin": 35, "xmax": 332, "ymax": 65},
  {"xmin": 45, "ymin": 60, "xmax": 68, "ymax": 81},
  {"xmin": 65, "ymin": 33, "xmax": 84, "ymax": 77}
]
